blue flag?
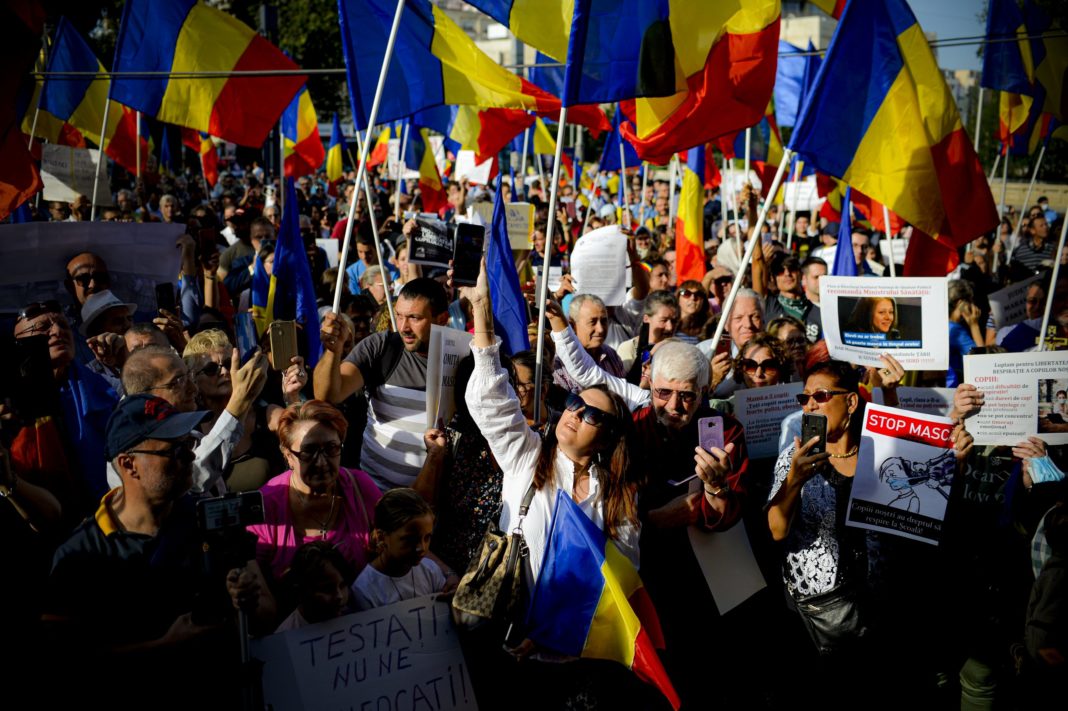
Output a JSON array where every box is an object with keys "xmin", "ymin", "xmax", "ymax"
[
  {"xmin": 509, "ymin": 165, "xmax": 520, "ymax": 202},
  {"xmin": 774, "ymin": 41, "xmax": 806, "ymax": 128},
  {"xmin": 159, "ymin": 126, "xmax": 172, "ymax": 173},
  {"xmin": 831, "ymin": 187, "xmax": 857, "ymax": 277},
  {"xmin": 598, "ymin": 105, "xmax": 639, "ymax": 172},
  {"xmin": 488, "ymin": 174, "xmax": 529, "ymax": 355}
]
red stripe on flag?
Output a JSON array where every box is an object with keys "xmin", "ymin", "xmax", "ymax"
[
  {"xmin": 929, "ymin": 127, "xmax": 999, "ymax": 247},
  {"xmin": 285, "ymin": 133, "xmax": 325, "ymax": 178},
  {"xmin": 628, "ymin": 587, "xmax": 665, "ymax": 649},
  {"xmin": 632, "ymin": 628, "xmax": 681, "ymax": 710},
  {"xmin": 903, "ymin": 228, "xmax": 959, "ymax": 276},
  {"xmin": 105, "ymin": 107, "xmax": 147, "ymax": 175},
  {"xmin": 475, "ymin": 108, "xmax": 535, "ymax": 164}
]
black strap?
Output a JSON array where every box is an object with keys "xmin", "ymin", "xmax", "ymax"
[{"xmin": 518, "ymin": 481, "xmax": 537, "ymax": 516}]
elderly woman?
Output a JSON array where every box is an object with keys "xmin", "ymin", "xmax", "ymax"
[
  {"xmin": 767, "ymin": 361, "xmax": 972, "ymax": 662},
  {"xmin": 248, "ymin": 400, "xmax": 381, "ymax": 583}
]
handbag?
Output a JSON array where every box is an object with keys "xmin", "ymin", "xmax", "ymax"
[
  {"xmin": 792, "ymin": 584, "xmax": 868, "ymax": 656},
  {"xmin": 451, "ymin": 482, "xmax": 537, "ymax": 634}
]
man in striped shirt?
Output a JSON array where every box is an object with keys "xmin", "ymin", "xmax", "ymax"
[
  {"xmin": 1013, "ymin": 214, "xmax": 1055, "ymax": 272},
  {"xmin": 314, "ymin": 279, "xmax": 450, "ymax": 491}
]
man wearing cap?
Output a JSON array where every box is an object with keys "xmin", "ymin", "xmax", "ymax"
[
  {"xmin": 751, "ymin": 247, "xmax": 824, "ymax": 344},
  {"xmin": 43, "ymin": 394, "xmax": 273, "ymax": 698},
  {"xmin": 80, "ymin": 289, "xmax": 138, "ymax": 394}
]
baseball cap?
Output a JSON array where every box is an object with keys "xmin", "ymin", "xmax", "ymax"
[
  {"xmin": 106, "ymin": 394, "xmax": 211, "ymax": 460},
  {"xmin": 80, "ymin": 289, "xmax": 138, "ymax": 336}
]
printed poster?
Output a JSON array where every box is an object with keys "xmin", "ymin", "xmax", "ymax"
[
  {"xmin": 425, "ymin": 324, "xmax": 474, "ymax": 428},
  {"xmin": 819, "ymin": 276, "xmax": 949, "ymax": 370},
  {"xmin": 569, "ymin": 225, "xmax": 629, "ymax": 306},
  {"xmin": 987, "ymin": 272, "xmax": 1044, "ymax": 330},
  {"xmin": 734, "ymin": 383, "xmax": 803, "ymax": 459},
  {"xmin": 963, "ymin": 351, "xmax": 1068, "ymax": 446},
  {"xmin": 870, "ymin": 387, "xmax": 956, "ymax": 418},
  {"xmin": 846, "ymin": 403, "xmax": 955, "ymax": 545}
]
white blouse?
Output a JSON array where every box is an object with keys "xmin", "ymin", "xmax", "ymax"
[{"xmin": 465, "ymin": 340, "xmax": 640, "ymax": 582}]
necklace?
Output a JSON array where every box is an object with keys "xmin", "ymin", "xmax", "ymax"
[
  {"xmin": 829, "ymin": 444, "xmax": 859, "ymax": 459},
  {"xmin": 295, "ymin": 487, "xmax": 339, "ymax": 537},
  {"xmin": 387, "ymin": 567, "xmax": 417, "ymax": 601}
]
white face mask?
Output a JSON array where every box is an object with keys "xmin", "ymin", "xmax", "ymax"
[{"xmin": 1057, "ymin": 397, "xmax": 1067, "ymax": 404}]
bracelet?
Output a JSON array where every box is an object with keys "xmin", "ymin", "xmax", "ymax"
[
  {"xmin": 704, "ymin": 484, "xmax": 728, "ymax": 498},
  {"xmin": 204, "ymin": 275, "xmax": 217, "ymax": 281}
]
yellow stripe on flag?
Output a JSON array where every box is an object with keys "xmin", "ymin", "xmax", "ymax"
[{"xmin": 582, "ymin": 543, "xmax": 642, "ymax": 667}]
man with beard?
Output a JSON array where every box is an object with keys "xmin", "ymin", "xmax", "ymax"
[{"xmin": 314, "ymin": 278, "xmax": 450, "ymax": 490}]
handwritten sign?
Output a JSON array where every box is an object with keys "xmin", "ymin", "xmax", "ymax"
[
  {"xmin": 40, "ymin": 144, "xmax": 112, "ymax": 205},
  {"xmin": 252, "ymin": 596, "xmax": 477, "ymax": 711},
  {"xmin": 505, "ymin": 202, "xmax": 534, "ymax": 250},
  {"xmin": 734, "ymin": 383, "xmax": 803, "ymax": 459}
]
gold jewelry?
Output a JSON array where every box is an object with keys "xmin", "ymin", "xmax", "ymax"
[
  {"xmin": 295, "ymin": 485, "xmax": 340, "ymax": 537},
  {"xmin": 829, "ymin": 444, "xmax": 859, "ymax": 459}
]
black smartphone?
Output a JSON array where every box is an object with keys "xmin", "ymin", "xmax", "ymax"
[
  {"xmin": 801, "ymin": 413, "xmax": 828, "ymax": 455},
  {"xmin": 155, "ymin": 282, "xmax": 176, "ymax": 315},
  {"xmin": 5, "ymin": 334, "xmax": 58, "ymax": 422},
  {"xmin": 452, "ymin": 222, "xmax": 486, "ymax": 287}
]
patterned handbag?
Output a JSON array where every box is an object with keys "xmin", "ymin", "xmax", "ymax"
[{"xmin": 451, "ymin": 483, "xmax": 537, "ymax": 631}]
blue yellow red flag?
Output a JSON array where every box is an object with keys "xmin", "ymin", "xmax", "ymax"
[
  {"xmin": 831, "ymin": 187, "xmax": 857, "ymax": 277},
  {"xmin": 674, "ymin": 146, "xmax": 706, "ymax": 284},
  {"xmin": 408, "ymin": 127, "xmax": 448, "ymax": 215},
  {"xmin": 110, "ymin": 0, "xmax": 305, "ymax": 147},
  {"xmin": 327, "ymin": 114, "xmax": 347, "ymax": 184},
  {"xmin": 282, "ymin": 87, "xmax": 325, "ymax": 179}
]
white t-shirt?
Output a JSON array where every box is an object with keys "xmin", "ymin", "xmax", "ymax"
[{"xmin": 351, "ymin": 558, "xmax": 445, "ymax": 611}]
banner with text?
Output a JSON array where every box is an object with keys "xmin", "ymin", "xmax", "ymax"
[
  {"xmin": 987, "ymin": 272, "xmax": 1044, "ymax": 330},
  {"xmin": 870, "ymin": 387, "xmax": 956, "ymax": 418},
  {"xmin": 963, "ymin": 351, "xmax": 1068, "ymax": 446},
  {"xmin": 425, "ymin": 325, "xmax": 474, "ymax": 429},
  {"xmin": 734, "ymin": 383, "xmax": 803, "ymax": 459},
  {"xmin": 570, "ymin": 225, "xmax": 629, "ymax": 306}
]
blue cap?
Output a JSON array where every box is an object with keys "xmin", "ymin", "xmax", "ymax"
[{"xmin": 105, "ymin": 394, "xmax": 210, "ymax": 460}]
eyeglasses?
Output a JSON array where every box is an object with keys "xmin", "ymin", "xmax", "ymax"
[
  {"xmin": 652, "ymin": 388, "xmax": 699, "ymax": 406},
  {"xmin": 795, "ymin": 389, "xmax": 851, "ymax": 406},
  {"xmin": 16, "ymin": 300, "xmax": 63, "ymax": 323},
  {"xmin": 677, "ymin": 289, "xmax": 704, "ymax": 300},
  {"xmin": 289, "ymin": 442, "xmax": 343, "ymax": 462},
  {"xmin": 515, "ymin": 381, "xmax": 536, "ymax": 393},
  {"xmin": 741, "ymin": 358, "xmax": 781, "ymax": 374},
  {"xmin": 197, "ymin": 361, "xmax": 229, "ymax": 377},
  {"xmin": 68, "ymin": 271, "xmax": 110, "ymax": 289},
  {"xmin": 148, "ymin": 373, "xmax": 191, "ymax": 392},
  {"xmin": 126, "ymin": 438, "xmax": 195, "ymax": 459},
  {"xmin": 564, "ymin": 392, "xmax": 618, "ymax": 428}
]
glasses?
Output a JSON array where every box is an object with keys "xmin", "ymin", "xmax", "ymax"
[
  {"xmin": 741, "ymin": 358, "xmax": 781, "ymax": 374},
  {"xmin": 652, "ymin": 388, "xmax": 699, "ymax": 406},
  {"xmin": 795, "ymin": 389, "xmax": 851, "ymax": 406},
  {"xmin": 16, "ymin": 300, "xmax": 63, "ymax": 323},
  {"xmin": 677, "ymin": 289, "xmax": 704, "ymax": 300},
  {"xmin": 15, "ymin": 314, "xmax": 68, "ymax": 337},
  {"xmin": 197, "ymin": 361, "xmax": 229, "ymax": 377},
  {"xmin": 289, "ymin": 442, "xmax": 343, "ymax": 462},
  {"xmin": 515, "ymin": 381, "xmax": 535, "ymax": 393},
  {"xmin": 126, "ymin": 439, "xmax": 195, "ymax": 459},
  {"xmin": 714, "ymin": 276, "xmax": 734, "ymax": 288},
  {"xmin": 68, "ymin": 271, "xmax": 110, "ymax": 289},
  {"xmin": 148, "ymin": 373, "xmax": 191, "ymax": 392},
  {"xmin": 564, "ymin": 392, "xmax": 618, "ymax": 428}
]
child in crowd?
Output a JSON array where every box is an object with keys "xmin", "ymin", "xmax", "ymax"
[
  {"xmin": 351, "ymin": 488, "xmax": 445, "ymax": 610},
  {"xmin": 275, "ymin": 541, "xmax": 356, "ymax": 632}
]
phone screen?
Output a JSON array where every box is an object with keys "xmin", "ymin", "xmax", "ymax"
[
  {"xmin": 452, "ymin": 222, "xmax": 485, "ymax": 286},
  {"xmin": 155, "ymin": 282, "xmax": 176, "ymax": 315}
]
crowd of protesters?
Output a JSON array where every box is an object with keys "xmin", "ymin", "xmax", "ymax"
[{"xmin": 2, "ymin": 151, "xmax": 1066, "ymax": 709}]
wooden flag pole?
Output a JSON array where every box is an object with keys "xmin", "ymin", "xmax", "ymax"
[
  {"xmin": 1037, "ymin": 206, "xmax": 1067, "ymax": 351},
  {"xmin": 393, "ymin": 121, "xmax": 409, "ymax": 224},
  {"xmin": 354, "ymin": 134, "xmax": 397, "ymax": 332},
  {"xmin": 89, "ymin": 90, "xmax": 112, "ymax": 221},
  {"xmin": 1007, "ymin": 143, "xmax": 1046, "ymax": 262},
  {"xmin": 743, "ymin": 127, "xmax": 751, "ymax": 181},
  {"xmin": 709, "ymin": 149, "xmax": 793, "ymax": 348},
  {"xmin": 532, "ymin": 106, "xmax": 569, "ymax": 425},
  {"xmin": 333, "ymin": 0, "xmax": 406, "ymax": 315},
  {"xmin": 519, "ymin": 126, "xmax": 530, "ymax": 200},
  {"xmin": 882, "ymin": 203, "xmax": 896, "ymax": 278}
]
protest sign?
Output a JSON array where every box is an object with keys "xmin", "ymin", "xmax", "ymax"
[
  {"xmin": 846, "ymin": 403, "xmax": 955, "ymax": 545},
  {"xmin": 505, "ymin": 202, "xmax": 535, "ymax": 250},
  {"xmin": 425, "ymin": 325, "xmax": 474, "ymax": 429},
  {"xmin": 0, "ymin": 222, "xmax": 183, "ymax": 322},
  {"xmin": 870, "ymin": 387, "xmax": 956, "ymax": 418},
  {"xmin": 408, "ymin": 218, "xmax": 453, "ymax": 270},
  {"xmin": 987, "ymin": 272, "xmax": 1044, "ymax": 330},
  {"xmin": 963, "ymin": 351, "xmax": 1068, "ymax": 446},
  {"xmin": 454, "ymin": 150, "xmax": 492, "ymax": 185},
  {"xmin": 252, "ymin": 596, "xmax": 477, "ymax": 711},
  {"xmin": 467, "ymin": 202, "xmax": 494, "ymax": 227},
  {"xmin": 734, "ymin": 383, "xmax": 803, "ymax": 459},
  {"xmin": 783, "ymin": 177, "xmax": 819, "ymax": 211},
  {"xmin": 40, "ymin": 144, "xmax": 112, "ymax": 206},
  {"xmin": 819, "ymin": 276, "xmax": 948, "ymax": 370},
  {"xmin": 570, "ymin": 225, "xmax": 629, "ymax": 306},
  {"xmin": 534, "ymin": 266, "xmax": 563, "ymax": 293}
]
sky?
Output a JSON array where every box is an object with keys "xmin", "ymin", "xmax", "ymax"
[{"xmin": 910, "ymin": 0, "xmax": 988, "ymax": 71}]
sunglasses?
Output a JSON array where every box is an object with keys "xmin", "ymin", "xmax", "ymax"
[
  {"xmin": 714, "ymin": 276, "xmax": 734, "ymax": 288},
  {"xmin": 741, "ymin": 358, "xmax": 781, "ymax": 374},
  {"xmin": 564, "ymin": 392, "xmax": 618, "ymax": 428},
  {"xmin": 289, "ymin": 442, "xmax": 343, "ymax": 462},
  {"xmin": 68, "ymin": 271, "xmax": 110, "ymax": 288},
  {"xmin": 197, "ymin": 361, "xmax": 229, "ymax": 377},
  {"xmin": 677, "ymin": 289, "xmax": 704, "ymax": 299},
  {"xmin": 16, "ymin": 300, "xmax": 63, "ymax": 323},
  {"xmin": 652, "ymin": 388, "xmax": 699, "ymax": 406},
  {"xmin": 795, "ymin": 389, "xmax": 851, "ymax": 406}
]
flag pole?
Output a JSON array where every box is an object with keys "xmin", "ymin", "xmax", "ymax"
[
  {"xmin": 619, "ymin": 141, "xmax": 630, "ymax": 230},
  {"xmin": 784, "ymin": 159, "xmax": 800, "ymax": 251},
  {"xmin": 536, "ymin": 148, "xmax": 547, "ymax": 201},
  {"xmin": 532, "ymin": 106, "xmax": 569, "ymax": 425},
  {"xmin": 519, "ymin": 127, "xmax": 530, "ymax": 200},
  {"xmin": 279, "ymin": 127, "xmax": 286, "ymax": 215},
  {"xmin": 667, "ymin": 154, "xmax": 679, "ymax": 245},
  {"xmin": 988, "ymin": 150, "xmax": 1000, "ymax": 181},
  {"xmin": 882, "ymin": 204, "xmax": 896, "ymax": 278},
  {"xmin": 135, "ymin": 112, "xmax": 141, "ymax": 183},
  {"xmin": 709, "ymin": 150, "xmax": 793, "ymax": 348},
  {"xmin": 393, "ymin": 120, "xmax": 409, "ymax": 223},
  {"xmin": 973, "ymin": 87, "xmax": 984, "ymax": 152},
  {"xmin": 998, "ymin": 149, "xmax": 1010, "ymax": 248},
  {"xmin": 1007, "ymin": 143, "xmax": 1046, "ymax": 261},
  {"xmin": 355, "ymin": 134, "xmax": 397, "ymax": 332},
  {"xmin": 90, "ymin": 89, "xmax": 113, "ymax": 221},
  {"xmin": 1037, "ymin": 205, "xmax": 1066, "ymax": 351},
  {"xmin": 641, "ymin": 159, "xmax": 650, "ymax": 224},
  {"xmin": 743, "ymin": 127, "xmax": 751, "ymax": 181},
  {"xmin": 726, "ymin": 157, "xmax": 742, "ymax": 260},
  {"xmin": 333, "ymin": 0, "xmax": 406, "ymax": 315}
]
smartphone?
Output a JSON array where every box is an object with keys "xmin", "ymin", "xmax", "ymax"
[
  {"xmin": 196, "ymin": 491, "xmax": 265, "ymax": 532},
  {"xmin": 155, "ymin": 282, "xmax": 176, "ymax": 315},
  {"xmin": 452, "ymin": 222, "xmax": 486, "ymax": 287},
  {"xmin": 801, "ymin": 412, "xmax": 828, "ymax": 455},
  {"xmin": 3, "ymin": 334, "xmax": 57, "ymax": 422},
  {"xmin": 668, "ymin": 416, "xmax": 724, "ymax": 486},
  {"xmin": 714, "ymin": 333, "xmax": 732, "ymax": 358},
  {"xmin": 268, "ymin": 320, "xmax": 297, "ymax": 371},
  {"xmin": 197, "ymin": 228, "xmax": 218, "ymax": 261}
]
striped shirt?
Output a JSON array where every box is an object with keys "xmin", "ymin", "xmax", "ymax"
[{"xmin": 1012, "ymin": 239, "xmax": 1054, "ymax": 271}]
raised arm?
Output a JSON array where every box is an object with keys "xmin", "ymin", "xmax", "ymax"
[{"xmin": 313, "ymin": 312, "xmax": 364, "ymax": 404}]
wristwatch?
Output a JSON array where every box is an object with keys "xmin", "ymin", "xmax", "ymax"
[{"xmin": 704, "ymin": 483, "xmax": 728, "ymax": 498}]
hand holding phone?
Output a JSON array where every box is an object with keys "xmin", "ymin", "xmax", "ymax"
[
  {"xmin": 268, "ymin": 321, "xmax": 298, "ymax": 371},
  {"xmin": 668, "ymin": 416, "xmax": 725, "ymax": 486},
  {"xmin": 800, "ymin": 413, "xmax": 828, "ymax": 455}
]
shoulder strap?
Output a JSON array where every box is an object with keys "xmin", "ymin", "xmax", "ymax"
[
  {"xmin": 344, "ymin": 468, "xmax": 373, "ymax": 532},
  {"xmin": 519, "ymin": 481, "xmax": 537, "ymax": 516}
]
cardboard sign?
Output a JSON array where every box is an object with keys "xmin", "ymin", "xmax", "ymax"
[
  {"xmin": 963, "ymin": 351, "xmax": 1068, "ymax": 446},
  {"xmin": 847, "ymin": 403, "xmax": 955, "ymax": 545},
  {"xmin": 40, "ymin": 144, "xmax": 112, "ymax": 206},
  {"xmin": 987, "ymin": 272, "xmax": 1044, "ymax": 329},
  {"xmin": 252, "ymin": 597, "xmax": 477, "ymax": 711},
  {"xmin": 505, "ymin": 202, "xmax": 535, "ymax": 250}
]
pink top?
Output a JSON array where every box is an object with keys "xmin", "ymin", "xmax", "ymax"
[{"xmin": 250, "ymin": 467, "xmax": 382, "ymax": 582}]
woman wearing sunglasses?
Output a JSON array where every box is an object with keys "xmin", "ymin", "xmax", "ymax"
[
  {"xmin": 732, "ymin": 333, "xmax": 791, "ymax": 391},
  {"xmin": 675, "ymin": 280, "xmax": 711, "ymax": 344}
]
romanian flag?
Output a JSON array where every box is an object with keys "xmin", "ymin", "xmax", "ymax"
[
  {"xmin": 532, "ymin": 116, "xmax": 557, "ymax": 156},
  {"xmin": 982, "ymin": 0, "xmax": 1039, "ymax": 155},
  {"xmin": 27, "ymin": 18, "xmax": 145, "ymax": 175},
  {"xmin": 675, "ymin": 146, "xmax": 707, "ymax": 284},
  {"xmin": 326, "ymin": 113, "xmax": 347, "ymax": 183},
  {"xmin": 1024, "ymin": 0, "xmax": 1067, "ymax": 123},
  {"xmin": 180, "ymin": 128, "xmax": 218, "ymax": 185},
  {"xmin": 599, "ymin": 106, "xmax": 639, "ymax": 172},
  {"xmin": 808, "ymin": 0, "xmax": 846, "ymax": 19},
  {"xmin": 789, "ymin": 0, "xmax": 997, "ymax": 262},
  {"xmin": 251, "ymin": 178, "xmax": 322, "ymax": 367},
  {"xmin": 367, "ymin": 126, "xmax": 390, "ymax": 169},
  {"xmin": 407, "ymin": 127, "xmax": 448, "ymax": 214},
  {"xmin": 527, "ymin": 491, "xmax": 679, "ymax": 710},
  {"xmin": 110, "ymin": 0, "xmax": 305, "ymax": 148},
  {"xmin": 830, "ymin": 186, "xmax": 857, "ymax": 277},
  {"xmin": 451, "ymin": 105, "xmax": 534, "ymax": 165},
  {"xmin": 467, "ymin": 1, "xmax": 571, "ymax": 62},
  {"xmin": 2, "ymin": 2, "xmax": 44, "ymax": 221},
  {"xmin": 282, "ymin": 87, "xmax": 325, "ymax": 179},
  {"xmin": 487, "ymin": 174, "xmax": 529, "ymax": 354},
  {"xmin": 818, "ymin": 173, "xmax": 903, "ymax": 235},
  {"xmin": 338, "ymin": 0, "xmax": 607, "ymax": 135}
]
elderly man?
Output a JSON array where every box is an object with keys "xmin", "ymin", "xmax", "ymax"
[
  {"xmin": 552, "ymin": 293, "xmax": 627, "ymax": 392},
  {"xmin": 546, "ymin": 311, "xmax": 752, "ymax": 709},
  {"xmin": 159, "ymin": 194, "xmax": 180, "ymax": 223},
  {"xmin": 698, "ymin": 287, "xmax": 764, "ymax": 397}
]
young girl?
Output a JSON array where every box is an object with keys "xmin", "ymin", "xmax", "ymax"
[
  {"xmin": 351, "ymin": 488, "xmax": 446, "ymax": 610},
  {"xmin": 275, "ymin": 541, "xmax": 355, "ymax": 631}
]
